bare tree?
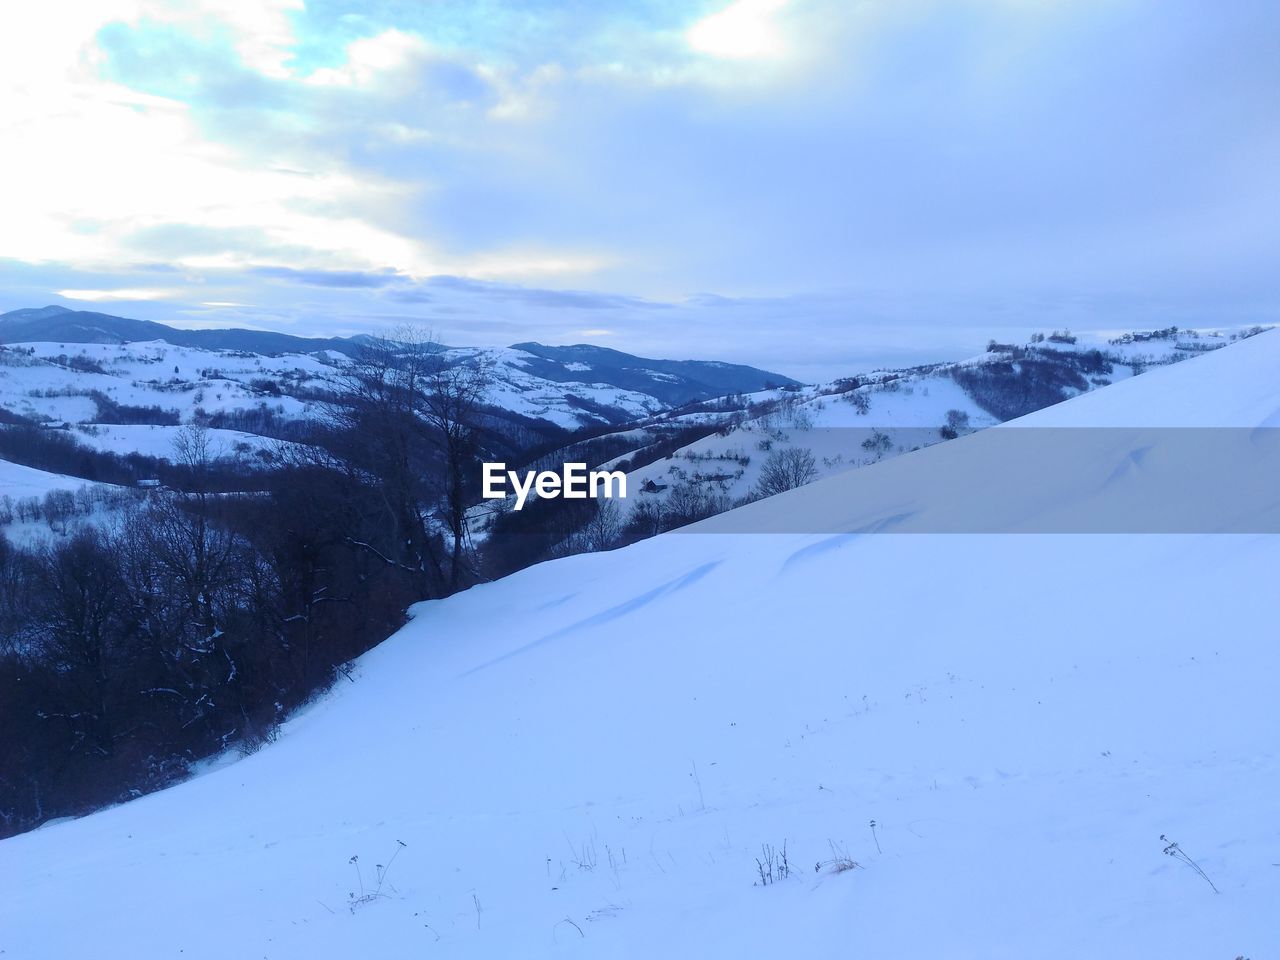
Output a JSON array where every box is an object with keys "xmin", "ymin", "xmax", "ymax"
[
  {"xmin": 33, "ymin": 528, "xmax": 129, "ymax": 758},
  {"xmin": 861, "ymin": 430, "xmax": 892, "ymax": 461},
  {"xmin": 320, "ymin": 328, "xmax": 447, "ymax": 595},
  {"xmin": 316, "ymin": 326, "xmax": 492, "ymax": 593},
  {"xmin": 580, "ymin": 497, "xmax": 623, "ymax": 553},
  {"xmin": 754, "ymin": 446, "xmax": 818, "ymax": 498},
  {"xmin": 41, "ymin": 490, "xmax": 76, "ymax": 533},
  {"xmin": 423, "ymin": 349, "xmax": 492, "ymax": 588}
]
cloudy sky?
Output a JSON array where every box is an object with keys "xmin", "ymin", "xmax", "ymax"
[{"xmin": 1, "ymin": 0, "xmax": 1276, "ymax": 378}]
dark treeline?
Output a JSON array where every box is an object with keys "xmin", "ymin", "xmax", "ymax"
[
  {"xmin": 950, "ymin": 347, "xmax": 1113, "ymax": 422},
  {"xmin": 194, "ymin": 403, "xmax": 314, "ymax": 442},
  {"xmin": 87, "ymin": 390, "xmax": 181, "ymax": 426},
  {"xmin": 0, "ymin": 471, "xmax": 420, "ymax": 836},
  {"xmin": 0, "ymin": 331, "xmax": 502, "ymax": 838}
]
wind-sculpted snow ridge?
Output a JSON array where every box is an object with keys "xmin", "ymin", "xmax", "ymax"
[{"xmin": 2, "ymin": 333, "xmax": 1278, "ymax": 958}]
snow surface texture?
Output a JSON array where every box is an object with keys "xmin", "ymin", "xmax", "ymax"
[{"xmin": 3, "ymin": 333, "xmax": 1279, "ymax": 958}]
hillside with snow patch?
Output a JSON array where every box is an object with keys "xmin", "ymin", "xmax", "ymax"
[{"xmin": 2, "ymin": 331, "xmax": 1277, "ymax": 957}]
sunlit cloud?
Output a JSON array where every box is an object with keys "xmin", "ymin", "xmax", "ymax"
[
  {"xmin": 0, "ymin": 0, "xmax": 1276, "ymax": 368},
  {"xmin": 687, "ymin": 0, "xmax": 792, "ymax": 60},
  {"xmin": 460, "ymin": 252, "xmax": 619, "ymax": 283},
  {"xmin": 304, "ymin": 29, "xmax": 429, "ymax": 88},
  {"xmin": 0, "ymin": 4, "xmax": 605, "ymax": 287},
  {"xmin": 199, "ymin": 0, "xmax": 303, "ymax": 78},
  {"xmin": 57, "ymin": 287, "xmax": 178, "ymax": 301}
]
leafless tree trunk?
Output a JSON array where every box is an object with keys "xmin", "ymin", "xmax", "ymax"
[{"xmin": 423, "ymin": 348, "xmax": 492, "ymax": 589}]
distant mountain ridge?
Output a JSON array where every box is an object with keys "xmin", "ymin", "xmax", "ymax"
[
  {"xmin": 509, "ymin": 341, "xmax": 799, "ymax": 405},
  {"xmin": 0, "ymin": 306, "xmax": 797, "ymax": 407},
  {"xmin": 0, "ymin": 305, "xmax": 370, "ymax": 356}
]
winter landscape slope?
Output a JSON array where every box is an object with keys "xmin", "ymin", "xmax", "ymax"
[{"xmin": 2, "ymin": 333, "xmax": 1278, "ymax": 958}]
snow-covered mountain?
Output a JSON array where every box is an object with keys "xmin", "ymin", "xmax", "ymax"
[
  {"xmin": 0, "ymin": 304, "xmax": 369, "ymax": 356},
  {"xmin": 0, "ymin": 307, "xmax": 795, "ymax": 434},
  {"xmin": 2, "ymin": 330, "xmax": 1276, "ymax": 958},
  {"xmin": 2, "ymin": 322, "xmax": 1268, "ymax": 556}
]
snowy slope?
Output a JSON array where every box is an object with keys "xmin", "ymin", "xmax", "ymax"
[
  {"xmin": 65, "ymin": 423, "xmax": 300, "ymax": 463},
  {"xmin": 0, "ymin": 333, "xmax": 790, "ymax": 442},
  {"xmin": 614, "ymin": 368, "xmax": 999, "ymax": 511},
  {"xmin": 473, "ymin": 346, "xmax": 664, "ymax": 428},
  {"xmin": 695, "ymin": 329, "xmax": 1280, "ymax": 535},
  {"xmin": 0, "ymin": 340, "xmax": 323, "ymax": 424},
  {"xmin": 554, "ymin": 326, "xmax": 1268, "ymax": 524},
  {"xmin": 2, "ymin": 333, "xmax": 1278, "ymax": 959},
  {"xmin": 0, "ymin": 457, "xmax": 100, "ymax": 500}
]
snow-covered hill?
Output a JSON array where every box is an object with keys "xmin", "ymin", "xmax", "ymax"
[
  {"xmin": 1, "ymin": 323, "xmax": 1262, "ymax": 511},
  {"xmin": 0, "ymin": 457, "xmax": 101, "ymax": 501},
  {"xmin": 0, "ymin": 335, "xmax": 790, "ymax": 444},
  {"xmin": 0, "ymin": 340, "xmax": 328, "ymax": 426},
  {"xmin": 3, "ymin": 332, "xmax": 1277, "ymax": 958},
  {"xmin": 481, "ymin": 325, "xmax": 1269, "ymax": 535}
]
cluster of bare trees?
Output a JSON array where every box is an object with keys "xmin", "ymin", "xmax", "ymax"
[
  {"xmin": 552, "ymin": 498, "xmax": 624, "ymax": 557},
  {"xmin": 0, "ymin": 495, "xmax": 275, "ymax": 835},
  {"xmin": 0, "ymin": 332, "xmax": 498, "ymax": 837},
  {"xmin": 0, "ymin": 485, "xmax": 143, "ymax": 530},
  {"xmin": 620, "ymin": 480, "xmax": 733, "ymax": 539},
  {"xmin": 313, "ymin": 327, "xmax": 492, "ymax": 594}
]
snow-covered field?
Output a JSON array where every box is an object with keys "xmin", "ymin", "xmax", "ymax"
[
  {"xmin": 0, "ymin": 340, "xmax": 323, "ymax": 423},
  {"xmin": 615, "ymin": 368, "xmax": 1000, "ymax": 508},
  {"xmin": 2, "ymin": 333, "xmax": 1278, "ymax": 958},
  {"xmin": 65, "ymin": 423, "xmax": 300, "ymax": 463},
  {"xmin": 0, "ymin": 339, "xmax": 680, "ymax": 439},
  {"xmin": 0, "ymin": 457, "xmax": 101, "ymax": 501}
]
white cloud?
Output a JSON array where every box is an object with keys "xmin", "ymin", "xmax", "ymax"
[
  {"xmin": 304, "ymin": 29, "xmax": 429, "ymax": 88},
  {"xmin": 460, "ymin": 251, "xmax": 617, "ymax": 282},
  {"xmin": 687, "ymin": 0, "xmax": 792, "ymax": 59},
  {"xmin": 190, "ymin": 0, "xmax": 303, "ymax": 78},
  {"xmin": 58, "ymin": 287, "xmax": 178, "ymax": 301},
  {"xmin": 0, "ymin": 12, "xmax": 600, "ymax": 286},
  {"xmin": 3, "ymin": 0, "xmax": 1275, "ymax": 337},
  {"xmin": 0, "ymin": 1, "xmax": 818, "ymax": 294}
]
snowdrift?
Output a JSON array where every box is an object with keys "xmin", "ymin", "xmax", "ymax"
[{"xmin": 3, "ymin": 332, "xmax": 1279, "ymax": 958}]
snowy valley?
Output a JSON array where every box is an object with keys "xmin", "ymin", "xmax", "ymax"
[{"xmin": 0, "ymin": 325, "xmax": 1277, "ymax": 957}]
